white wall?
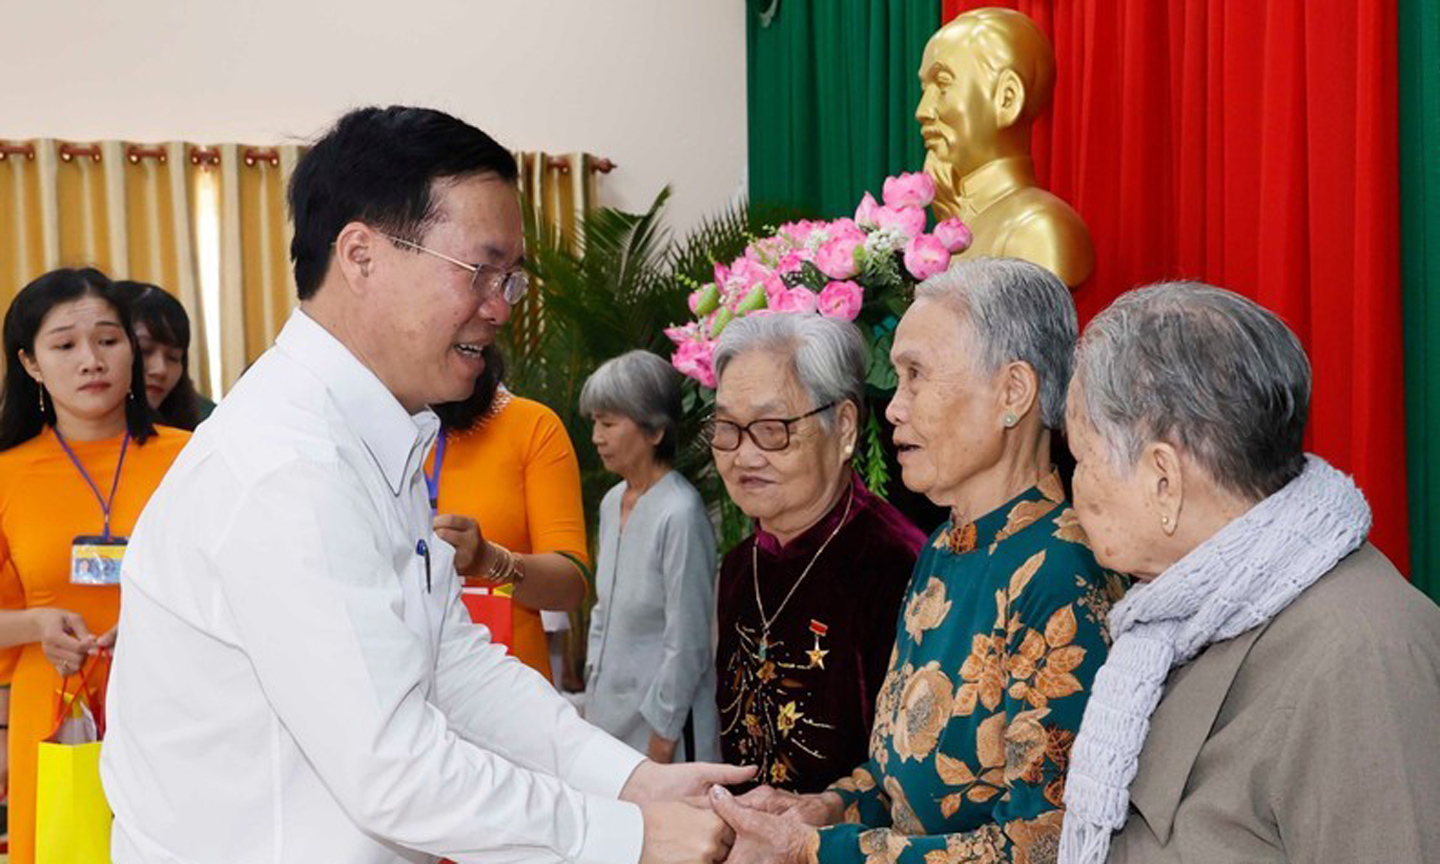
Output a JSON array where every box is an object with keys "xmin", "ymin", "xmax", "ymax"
[{"xmin": 0, "ymin": 0, "xmax": 748, "ymax": 235}]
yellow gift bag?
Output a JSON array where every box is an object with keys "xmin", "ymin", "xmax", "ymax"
[{"xmin": 36, "ymin": 653, "xmax": 112, "ymax": 864}]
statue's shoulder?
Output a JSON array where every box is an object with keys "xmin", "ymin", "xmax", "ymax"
[
  {"xmin": 1000, "ymin": 186, "xmax": 1088, "ymax": 236},
  {"xmin": 993, "ymin": 188, "xmax": 1094, "ymax": 286}
]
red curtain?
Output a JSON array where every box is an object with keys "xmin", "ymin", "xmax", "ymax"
[{"xmin": 942, "ymin": 0, "xmax": 1409, "ymax": 568}]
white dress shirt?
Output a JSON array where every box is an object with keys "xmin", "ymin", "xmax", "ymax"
[{"xmin": 101, "ymin": 310, "xmax": 645, "ymax": 864}]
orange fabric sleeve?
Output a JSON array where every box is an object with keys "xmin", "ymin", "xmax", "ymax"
[
  {"xmin": 0, "ymin": 531, "xmax": 23, "ymax": 684},
  {"xmin": 522, "ymin": 408, "xmax": 590, "ymax": 576}
]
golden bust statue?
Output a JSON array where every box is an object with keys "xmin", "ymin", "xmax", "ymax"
[{"xmin": 918, "ymin": 7, "xmax": 1094, "ymax": 287}]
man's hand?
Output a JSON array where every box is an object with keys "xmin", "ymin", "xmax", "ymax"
[
  {"xmin": 734, "ymin": 785, "xmax": 844, "ymax": 827},
  {"xmin": 647, "ymin": 732, "xmax": 678, "ymax": 764},
  {"xmin": 638, "ymin": 801, "xmax": 733, "ymax": 864},
  {"xmin": 433, "ymin": 514, "xmax": 485, "ymax": 575},
  {"xmin": 621, "ymin": 760, "xmax": 757, "ymax": 805},
  {"xmin": 31, "ymin": 608, "xmax": 94, "ymax": 676},
  {"xmin": 710, "ymin": 785, "xmax": 817, "ymax": 864}
]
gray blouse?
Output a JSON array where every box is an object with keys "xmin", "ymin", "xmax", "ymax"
[{"xmin": 584, "ymin": 470, "xmax": 719, "ymax": 761}]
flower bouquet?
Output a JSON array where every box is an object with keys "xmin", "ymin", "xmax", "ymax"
[
  {"xmin": 664, "ymin": 172, "xmax": 971, "ymax": 389},
  {"xmin": 663, "ymin": 172, "xmax": 971, "ymax": 499}
]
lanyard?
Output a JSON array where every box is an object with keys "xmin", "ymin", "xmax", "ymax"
[
  {"xmin": 53, "ymin": 428, "xmax": 129, "ymax": 541},
  {"xmin": 424, "ymin": 432, "xmax": 448, "ymax": 516}
]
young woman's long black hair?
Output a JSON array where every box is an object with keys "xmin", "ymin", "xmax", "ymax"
[
  {"xmin": 111, "ymin": 280, "xmax": 204, "ymax": 430},
  {"xmin": 432, "ymin": 344, "xmax": 507, "ymax": 432},
  {"xmin": 0, "ymin": 268, "xmax": 156, "ymax": 451}
]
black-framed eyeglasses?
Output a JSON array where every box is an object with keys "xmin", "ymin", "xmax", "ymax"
[
  {"xmin": 705, "ymin": 402, "xmax": 836, "ymax": 452},
  {"xmin": 380, "ymin": 232, "xmax": 530, "ymax": 305}
]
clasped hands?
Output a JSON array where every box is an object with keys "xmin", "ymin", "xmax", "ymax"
[{"xmin": 622, "ymin": 761, "xmax": 844, "ymax": 864}]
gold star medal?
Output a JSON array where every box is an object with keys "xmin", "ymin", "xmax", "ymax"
[{"xmin": 806, "ymin": 619, "xmax": 829, "ymax": 669}]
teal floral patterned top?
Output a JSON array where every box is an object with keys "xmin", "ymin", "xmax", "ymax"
[{"xmin": 813, "ymin": 471, "xmax": 1124, "ymax": 864}]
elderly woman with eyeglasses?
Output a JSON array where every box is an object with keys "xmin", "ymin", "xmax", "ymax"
[
  {"xmin": 708, "ymin": 313, "xmax": 927, "ymax": 795},
  {"xmin": 708, "ymin": 258, "xmax": 1121, "ymax": 864}
]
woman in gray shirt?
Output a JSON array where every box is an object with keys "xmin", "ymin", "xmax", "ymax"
[{"xmin": 580, "ymin": 350, "xmax": 719, "ymax": 762}]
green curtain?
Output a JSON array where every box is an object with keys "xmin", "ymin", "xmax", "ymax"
[
  {"xmin": 1400, "ymin": 0, "xmax": 1440, "ymax": 601},
  {"xmin": 747, "ymin": 0, "xmax": 941, "ymax": 218}
]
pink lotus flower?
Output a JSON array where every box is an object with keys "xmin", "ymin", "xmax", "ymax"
[
  {"xmin": 854, "ymin": 192, "xmax": 880, "ymax": 228},
  {"xmin": 933, "ymin": 218, "xmax": 973, "ymax": 254},
  {"xmin": 727, "ymin": 258, "xmax": 784, "ymax": 309},
  {"xmin": 672, "ymin": 340, "xmax": 716, "ymax": 387},
  {"xmin": 829, "ymin": 218, "xmax": 866, "ymax": 242},
  {"xmin": 776, "ymin": 252, "xmax": 806, "ymax": 275},
  {"xmin": 664, "ymin": 322, "xmax": 699, "ymax": 346},
  {"xmin": 815, "ymin": 234, "xmax": 863, "ymax": 280},
  {"xmin": 817, "ymin": 280, "xmax": 864, "ymax": 321},
  {"xmin": 768, "ymin": 287, "xmax": 819, "ymax": 314},
  {"xmin": 904, "ymin": 234, "xmax": 951, "ymax": 281},
  {"xmin": 874, "ymin": 205, "xmax": 927, "ymax": 239},
  {"xmin": 882, "ymin": 172, "xmax": 936, "ymax": 209},
  {"xmin": 780, "ymin": 220, "xmax": 824, "ymax": 246}
]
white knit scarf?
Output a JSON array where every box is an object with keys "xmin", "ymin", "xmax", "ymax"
[{"xmin": 1058, "ymin": 455, "xmax": 1371, "ymax": 864}]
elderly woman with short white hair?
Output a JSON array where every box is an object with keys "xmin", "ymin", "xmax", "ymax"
[
  {"xmin": 710, "ymin": 258, "xmax": 1118, "ymax": 864},
  {"xmin": 580, "ymin": 349, "xmax": 719, "ymax": 763},
  {"xmin": 1057, "ymin": 282, "xmax": 1440, "ymax": 863},
  {"xmin": 709, "ymin": 312, "xmax": 927, "ymax": 794}
]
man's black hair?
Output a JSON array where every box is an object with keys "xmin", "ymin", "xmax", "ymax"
[{"xmin": 288, "ymin": 106, "xmax": 519, "ymax": 300}]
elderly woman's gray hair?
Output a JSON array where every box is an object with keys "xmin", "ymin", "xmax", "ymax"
[
  {"xmin": 916, "ymin": 257, "xmax": 1078, "ymax": 430},
  {"xmin": 579, "ymin": 349, "xmax": 683, "ymax": 462},
  {"xmin": 1073, "ymin": 281, "xmax": 1310, "ymax": 500},
  {"xmin": 713, "ymin": 312, "xmax": 868, "ymax": 428}
]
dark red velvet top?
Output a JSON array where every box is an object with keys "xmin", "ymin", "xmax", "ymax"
[{"xmin": 716, "ymin": 471, "xmax": 926, "ymax": 793}]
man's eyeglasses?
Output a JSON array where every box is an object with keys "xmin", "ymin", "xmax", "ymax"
[
  {"xmin": 704, "ymin": 403, "xmax": 836, "ymax": 452},
  {"xmin": 380, "ymin": 233, "xmax": 530, "ymax": 305}
]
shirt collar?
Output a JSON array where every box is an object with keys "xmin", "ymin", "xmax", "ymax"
[
  {"xmin": 754, "ymin": 470, "xmax": 869, "ymax": 560},
  {"xmin": 934, "ymin": 467, "xmax": 1066, "ymax": 554},
  {"xmin": 275, "ymin": 309, "xmax": 439, "ymax": 496},
  {"xmin": 955, "ymin": 155, "xmax": 1037, "ymax": 219}
]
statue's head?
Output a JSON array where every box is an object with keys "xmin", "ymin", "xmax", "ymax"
[{"xmin": 917, "ymin": 8, "xmax": 1056, "ymax": 175}]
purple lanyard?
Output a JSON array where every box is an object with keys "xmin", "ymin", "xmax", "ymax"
[
  {"xmin": 424, "ymin": 433, "xmax": 448, "ymax": 516},
  {"xmin": 53, "ymin": 428, "xmax": 129, "ymax": 541}
]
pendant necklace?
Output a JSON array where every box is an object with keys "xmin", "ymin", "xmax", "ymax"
[{"xmin": 751, "ymin": 485, "xmax": 854, "ymax": 662}]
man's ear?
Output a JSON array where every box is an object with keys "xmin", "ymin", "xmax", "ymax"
[
  {"xmin": 993, "ymin": 68, "xmax": 1026, "ymax": 129},
  {"xmin": 334, "ymin": 222, "xmax": 379, "ymax": 293}
]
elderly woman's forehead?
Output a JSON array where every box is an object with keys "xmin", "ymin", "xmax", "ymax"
[{"xmin": 716, "ymin": 353, "xmax": 809, "ymax": 409}]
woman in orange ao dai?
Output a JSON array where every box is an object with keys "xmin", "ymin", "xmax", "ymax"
[{"xmin": 0, "ymin": 269, "xmax": 190, "ymax": 864}]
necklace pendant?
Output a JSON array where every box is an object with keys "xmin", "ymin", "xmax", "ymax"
[{"xmin": 757, "ymin": 636, "xmax": 769, "ymax": 662}]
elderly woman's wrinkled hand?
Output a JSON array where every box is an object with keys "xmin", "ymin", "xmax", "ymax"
[
  {"xmin": 710, "ymin": 785, "xmax": 818, "ymax": 864},
  {"xmin": 734, "ymin": 785, "xmax": 843, "ymax": 827}
]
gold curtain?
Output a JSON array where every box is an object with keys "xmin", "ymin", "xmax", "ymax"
[
  {"xmin": 1, "ymin": 141, "xmax": 594, "ymax": 398},
  {"xmin": 0, "ymin": 138, "xmax": 297, "ymax": 399},
  {"xmin": 215, "ymin": 144, "xmax": 301, "ymax": 392},
  {"xmin": 510, "ymin": 151, "xmax": 602, "ymax": 354},
  {"xmin": 0, "ymin": 139, "xmax": 212, "ymax": 390}
]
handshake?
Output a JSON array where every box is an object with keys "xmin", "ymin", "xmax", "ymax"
[{"xmin": 622, "ymin": 762, "xmax": 846, "ymax": 864}]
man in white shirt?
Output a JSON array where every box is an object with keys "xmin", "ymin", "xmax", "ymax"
[{"xmin": 101, "ymin": 106, "xmax": 750, "ymax": 864}]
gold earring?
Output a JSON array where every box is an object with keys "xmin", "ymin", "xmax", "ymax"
[
  {"xmin": 1161, "ymin": 515, "xmax": 1171, "ymax": 528},
  {"xmin": 1003, "ymin": 412, "xmax": 1017, "ymax": 428}
]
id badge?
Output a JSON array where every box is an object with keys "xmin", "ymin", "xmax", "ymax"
[{"xmin": 71, "ymin": 535, "xmax": 127, "ymax": 586}]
